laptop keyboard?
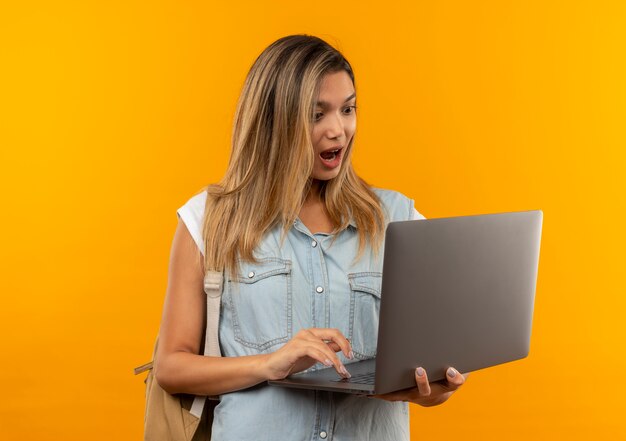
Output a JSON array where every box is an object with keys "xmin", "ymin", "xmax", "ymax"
[{"xmin": 332, "ymin": 371, "xmax": 376, "ymax": 385}]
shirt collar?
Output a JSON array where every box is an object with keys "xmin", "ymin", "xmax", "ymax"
[{"xmin": 292, "ymin": 217, "xmax": 358, "ymax": 234}]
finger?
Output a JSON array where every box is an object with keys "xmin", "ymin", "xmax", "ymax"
[
  {"xmin": 305, "ymin": 339, "xmax": 351, "ymax": 378},
  {"xmin": 307, "ymin": 328, "xmax": 353, "ymax": 360},
  {"xmin": 296, "ymin": 330, "xmax": 351, "ymax": 377},
  {"xmin": 297, "ymin": 346, "xmax": 348, "ymax": 378},
  {"xmin": 326, "ymin": 341, "xmax": 341, "ymax": 353},
  {"xmin": 444, "ymin": 367, "xmax": 465, "ymax": 391},
  {"xmin": 308, "ymin": 328, "xmax": 354, "ymax": 360},
  {"xmin": 297, "ymin": 346, "xmax": 334, "ymax": 368},
  {"xmin": 415, "ymin": 367, "xmax": 431, "ymax": 396}
]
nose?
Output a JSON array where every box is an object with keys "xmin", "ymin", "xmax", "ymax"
[{"xmin": 325, "ymin": 112, "xmax": 344, "ymax": 140}]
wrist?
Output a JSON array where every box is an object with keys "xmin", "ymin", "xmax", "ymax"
[{"xmin": 253, "ymin": 353, "xmax": 272, "ymax": 382}]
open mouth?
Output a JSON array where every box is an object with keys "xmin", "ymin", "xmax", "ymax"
[{"xmin": 319, "ymin": 147, "xmax": 343, "ymax": 163}]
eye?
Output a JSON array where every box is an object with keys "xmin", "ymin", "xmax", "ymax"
[{"xmin": 313, "ymin": 106, "xmax": 357, "ymax": 123}]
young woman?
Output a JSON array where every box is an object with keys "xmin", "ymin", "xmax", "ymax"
[{"xmin": 155, "ymin": 34, "xmax": 468, "ymax": 441}]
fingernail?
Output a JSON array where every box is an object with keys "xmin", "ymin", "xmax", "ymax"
[
  {"xmin": 349, "ymin": 351, "xmax": 354, "ymax": 360},
  {"xmin": 324, "ymin": 359, "xmax": 333, "ymax": 367},
  {"xmin": 416, "ymin": 367, "xmax": 424, "ymax": 377},
  {"xmin": 447, "ymin": 367, "xmax": 457, "ymax": 378},
  {"xmin": 340, "ymin": 365, "xmax": 351, "ymax": 378}
]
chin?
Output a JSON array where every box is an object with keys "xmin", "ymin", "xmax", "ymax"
[{"xmin": 311, "ymin": 170, "xmax": 341, "ymax": 182}]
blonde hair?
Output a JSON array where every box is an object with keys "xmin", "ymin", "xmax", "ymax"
[{"xmin": 199, "ymin": 34, "xmax": 385, "ymax": 276}]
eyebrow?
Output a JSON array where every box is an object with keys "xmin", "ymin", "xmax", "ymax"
[{"xmin": 316, "ymin": 92, "xmax": 356, "ymax": 108}]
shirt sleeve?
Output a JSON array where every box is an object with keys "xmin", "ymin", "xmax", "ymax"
[
  {"xmin": 176, "ymin": 190, "xmax": 208, "ymax": 256},
  {"xmin": 411, "ymin": 206, "xmax": 426, "ymax": 220}
]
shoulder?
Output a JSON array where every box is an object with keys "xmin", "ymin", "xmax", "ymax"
[
  {"xmin": 371, "ymin": 187, "xmax": 412, "ymax": 206},
  {"xmin": 176, "ymin": 188, "xmax": 208, "ymax": 256},
  {"xmin": 371, "ymin": 187, "xmax": 426, "ymax": 221},
  {"xmin": 371, "ymin": 187, "xmax": 414, "ymax": 222},
  {"xmin": 180, "ymin": 188, "xmax": 208, "ymax": 212}
]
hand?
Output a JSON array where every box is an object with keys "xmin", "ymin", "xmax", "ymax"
[
  {"xmin": 369, "ymin": 366, "xmax": 469, "ymax": 407},
  {"xmin": 261, "ymin": 328, "xmax": 354, "ymax": 381}
]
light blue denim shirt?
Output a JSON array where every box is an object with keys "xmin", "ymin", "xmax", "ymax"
[{"xmin": 176, "ymin": 187, "xmax": 425, "ymax": 441}]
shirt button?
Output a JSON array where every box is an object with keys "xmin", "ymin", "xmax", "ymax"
[
  {"xmin": 319, "ymin": 431, "xmax": 328, "ymax": 439},
  {"xmin": 316, "ymin": 286, "xmax": 324, "ymax": 293},
  {"xmin": 311, "ymin": 240, "xmax": 318, "ymax": 247},
  {"xmin": 248, "ymin": 271, "xmax": 255, "ymax": 278}
]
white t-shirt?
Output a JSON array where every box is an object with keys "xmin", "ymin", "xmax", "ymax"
[{"xmin": 176, "ymin": 191, "xmax": 208, "ymax": 256}]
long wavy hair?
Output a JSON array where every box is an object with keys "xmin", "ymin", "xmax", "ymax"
[{"xmin": 198, "ymin": 34, "xmax": 386, "ymax": 276}]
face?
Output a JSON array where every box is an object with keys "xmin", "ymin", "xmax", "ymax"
[{"xmin": 310, "ymin": 70, "xmax": 357, "ymax": 181}]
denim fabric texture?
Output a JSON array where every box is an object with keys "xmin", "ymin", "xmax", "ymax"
[{"xmin": 176, "ymin": 188, "xmax": 425, "ymax": 441}]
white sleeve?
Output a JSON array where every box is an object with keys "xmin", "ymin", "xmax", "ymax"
[
  {"xmin": 411, "ymin": 206, "xmax": 426, "ymax": 220},
  {"xmin": 176, "ymin": 190, "xmax": 208, "ymax": 256}
]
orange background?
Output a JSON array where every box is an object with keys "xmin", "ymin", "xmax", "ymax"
[{"xmin": 1, "ymin": 1, "xmax": 625, "ymax": 439}]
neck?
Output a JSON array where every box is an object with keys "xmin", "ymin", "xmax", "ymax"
[{"xmin": 304, "ymin": 179, "xmax": 324, "ymax": 205}]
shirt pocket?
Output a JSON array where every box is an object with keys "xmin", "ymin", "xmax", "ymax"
[
  {"xmin": 348, "ymin": 271, "xmax": 382, "ymax": 359},
  {"xmin": 227, "ymin": 257, "xmax": 292, "ymax": 352}
]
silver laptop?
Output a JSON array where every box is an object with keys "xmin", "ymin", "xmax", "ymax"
[{"xmin": 268, "ymin": 210, "xmax": 543, "ymax": 395}]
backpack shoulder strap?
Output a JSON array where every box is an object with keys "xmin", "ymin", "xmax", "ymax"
[{"xmin": 190, "ymin": 270, "xmax": 224, "ymax": 418}]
